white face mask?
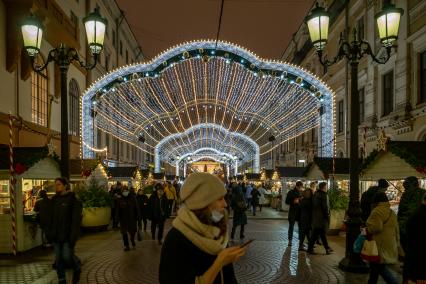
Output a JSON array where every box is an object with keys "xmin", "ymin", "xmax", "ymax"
[
  {"xmin": 211, "ymin": 209, "xmax": 224, "ymax": 223},
  {"xmin": 122, "ymin": 191, "xmax": 129, "ymax": 197}
]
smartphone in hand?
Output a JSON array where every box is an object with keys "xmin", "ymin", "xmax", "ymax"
[{"xmin": 240, "ymin": 239, "xmax": 254, "ymax": 248}]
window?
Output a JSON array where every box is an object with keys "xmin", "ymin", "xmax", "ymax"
[
  {"xmin": 112, "ymin": 30, "xmax": 116, "ymax": 47},
  {"xmin": 70, "ymin": 11, "xmax": 78, "ymax": 28},
  {"xmin": 420, "ymin": 51, "xmax": 426, "ymax": 103},
  {"xmin": 31, "ymin": 55, "xmax": 48, "ymax": 126},
  {"xmin": 126, "ymin": 50, "xmax": 129, "ymax": 64},
  {"xmin": 357, "ymin": 16, "xmax": 364, "ymax": 40},
  {"xmin": 311, "ymin": 128, "xmax": 315, "ymax": 142},
  {"xmin": 127, "ymin": 143, "xmax": 130, "ymax": 159},
  {"xmin": 106, "ymin": 134, "xmax": 110, "ymax": 149},
  {"xmin": 383, "ymin": 70, "xmax": 394, "ymax": 116},
  {"xmin": 97, "ymin": 128, "xmax": 102, "ymax": 148},
  {"xmin": 359, "ymin": 87, "xmax": 365, "ymax": 123},
  {"xmin": 69, "ymin": 79, "xmax": 80, "ymax": 136},
  {"xmin": 120, "ymin": 41, "xmax": 123, "ymax": 55},
  {"xmin": 338, "ymin": 100, "xmax": 344, "ymax": 133}
]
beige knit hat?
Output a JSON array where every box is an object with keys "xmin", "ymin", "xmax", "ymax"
[{"xmin": 180, "ymin": 172, "xmax": 227, "ymax": 210}]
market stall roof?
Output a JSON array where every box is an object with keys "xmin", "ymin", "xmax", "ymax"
[
  {"xmin": 304, "ymin": 157, "xmax": 350, "ymax": 180},
  {"xmin": 245, "ymin": 173, "xmax": 261, "ymax": 180},
  {"xmin": 107, "ymin": 166, "xmax": 139, "ymax": 179},
  {"xmin": 153, "ymin": 172, "xmax": 165, "ymax": 180},
  {"xmin": 261, "ymin": 169, "xmax": 275, "ymax": 180},
  {"xmin": 0, "ymin": 145, "xmax": 49, "ymax": 170},
  {"xmin": 140, "ymin": 168, "xmax": 151, "ymax": 179},
  {"xmin": 361, "ymin": 141, "xmax": 426, "ymax": 180},
  {"xmin": 69, "ymin": 159, "xmax": 100, "ymax": 178},
  {"xmin": 165, "ymin": 174, "xmax": 177, "ymax": 181},
  {"xmin": 276, "ymin": 167, "xmax": 306, "ymax": 178}
]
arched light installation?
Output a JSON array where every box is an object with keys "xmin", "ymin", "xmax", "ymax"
[
  {"xmin": 155, "ymin": 123, "xmax": 259, "ymax": 173},
  {"xmin": 81, "ymin": 40, "xmax": 335, "ymax": 172}
]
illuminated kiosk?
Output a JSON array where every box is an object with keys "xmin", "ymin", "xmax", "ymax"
[{"xmin": 81, "ymin": 41, "xmax": 335, "ymax": 173}]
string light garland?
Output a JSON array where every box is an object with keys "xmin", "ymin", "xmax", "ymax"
[{"xmin": 82, "ymin": 40, "xmax": 335, "ymax": 169}]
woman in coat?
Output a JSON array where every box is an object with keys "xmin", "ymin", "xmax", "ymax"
[
  {"xmin": 230, "ymin": 185, "xmax": 248, "ymax": 240},
  {"xmin": 366, "ymin": 192, "xmax": 400, "ymax": 284},
  {"xmin": 159, "ymin": 173, "xmax": 246, "ymax": 284},
  {"xmin": 116, "ymin": 186, "xmax": 139, "ymax": 251},
  {"xmin": 298, "ymin": 187, "xmax": 313, "ymax": 251}
]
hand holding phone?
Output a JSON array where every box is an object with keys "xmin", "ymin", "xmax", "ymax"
[{"xmin": 240, "ymin": 239, "xmax": 255, "ymax": 248}]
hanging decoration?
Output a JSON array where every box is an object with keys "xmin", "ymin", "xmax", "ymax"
[
  {"xmin": 377, "ymin": 130, "xmax": 389, "ymax": 152},
  {"xmin": 8, "ymin": 113, "xmax": 17, "ymax": 255}
]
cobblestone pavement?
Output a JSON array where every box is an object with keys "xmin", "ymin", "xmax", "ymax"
[{"xmin": 0, "ymin": 216, "xmax": 402, "ymax": 284}]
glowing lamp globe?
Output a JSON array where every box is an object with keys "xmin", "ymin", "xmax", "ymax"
[
  {"xmin": 375, "ymin": 3, "xmax": 404, "ymax": 48},
  {"xmin": 21, "ymin": 15, "xmax": 43, "ymax": 57},
  {"xmin": 305, "ymin": 3, "xmax": 330, "ymax": 51},
  {"xmin": 83, "ymin": 8, "xmax": 107, "ymax": 55}
]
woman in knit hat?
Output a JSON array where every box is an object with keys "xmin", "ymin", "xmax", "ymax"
[{"xmin": 159, "ymin": 172, "xmax": 247, "ymax": 284}]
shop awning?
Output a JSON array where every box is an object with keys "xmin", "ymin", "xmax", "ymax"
[
  {"xmin": 276, "ymin": 167, "xmax": 306, "ymax": 178},
  {"xmin": 304, "ymin": 157, "xmax": 350, "ymax": 180},
  {"xmin": 107, "ymin": 166, "xmax": 139, "ymax": 179}
]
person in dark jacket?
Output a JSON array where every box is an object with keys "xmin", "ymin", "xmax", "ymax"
[
  {"xmin": 398, "ymin": 176, "xmax": 426, "ymax": 252},
  {"xmin": 33, "ymin": 189, "xmax": 51, "ymax": 247},
  {"xmin": 230, "ymin": 185, "xmax": 248, "ymax": 240},
  {"xmin": 110, "ymin": 182, "xmax": 122, "ymax": 228},
  {"xmin": 49, "ymin": 178, "xmax": 82, "ymax": 284},
  {"xmin": 298, "ymin": 186, "xmax": 314, "ymax": 251},
  {"xmin": 136, "ymin": 188, "xmax": 150, "ymax": 232},
  {"xmin": 360, "ymin": 179, "xmax": 389, "ymax": 222},
  {"xmin": 285, "ymin": 181, "xmax": 303, "ymax": 245},
  {"xmin": 159, "ymin": 172, "xmax": 246, "ymax": 284},
  {"xmin": 251, "ymin": 186, "xmax": 260, "ymax": 216},
  {"xmin": 307, "ymin": 182, "xmax": 333, "ymax": 255},
  {"xmin": 148, "ymin": 183, "xmax": 168, "ymax": 244},
  {"xmin": 116, "ymin": 186, "xmax": 139, "ymax": 251},
  {"xmin": 403, "ymin": 192, "xmax": 426, "ymax": 282}
]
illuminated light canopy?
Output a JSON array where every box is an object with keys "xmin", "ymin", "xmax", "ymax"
[{"xmin": 82, "ymin": 40, "xmax": 335, "ymax": 171}]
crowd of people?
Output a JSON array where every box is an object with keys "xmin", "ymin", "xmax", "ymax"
[{"xmin": 31, "ymin": 173, "xmax": 426, "ymax": 284}]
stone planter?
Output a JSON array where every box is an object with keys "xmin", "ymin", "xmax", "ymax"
[
  {"xmin": 81, "ymin": 207, "xmax": 111, "ymax": 232},
  {"xmin": 328, "ymin": 209, "xmax": 345, "ymax": 235}
]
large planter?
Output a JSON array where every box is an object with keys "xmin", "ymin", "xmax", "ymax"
[
  {"xmin": 328, "ymin": 209, "xmax": 345, "ymax": 235},
  {"xmin": 81, "ymin": 207, "xmax": 111, "ymax": 231}
]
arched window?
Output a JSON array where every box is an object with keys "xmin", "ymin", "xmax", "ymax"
[
  {"xmin": 31, "ymin": 55, "xmax": 48, "ymax": 126},
  {"xmin": 69, "ymin": 79, "xmax": 80, "ymax": 136}
]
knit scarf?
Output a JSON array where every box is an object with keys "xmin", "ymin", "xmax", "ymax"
[{"xmin": 173, "ymin": 206, "xmax": 229, "ymax": 255}]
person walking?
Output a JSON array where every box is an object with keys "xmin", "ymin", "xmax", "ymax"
[
  {"xmin": 159, "ymin": 172, "xmax": 246, "ymax": 284},
  {"xmin": 298, "ymin": 186, "xmax": 314, "ymax": 251},
  {"xmin": 251, "ymin": 186, "xmax": 260, "ymax": 216},
  {"xmin": 164, "ymin": 182, "xmax": 177, "ymax": 217},
  {"xmin": 403, "ymin": 192, "xmax": 426, "ymax": 283},
  {"xmin": 148, "ymin": 183, "xmax": 168, "ymax": 244},
  {"xmin": 110, "ymin": 182, "xmax": 122, "ymax": 229},
  {"xmin": 365, "ymin": 192, "xmax": 400, "ymax": 284},
  {"xmin": 230, "ymin": 185, "xmax": 248, "ymax": 240},
  {"xmin": 245, "ymin": 183, "xmax": 252, "ymax": 210},
  {"xmin": 136, "ymin": 188, "xmax": 150, "ymax": 233},
  {"xmin": 49, "ymin": 178, "xmax": 82, "ymax": 284},
  {"xmin": 361, "ymin": 179, "xmax": 389, "ymax": 222},
  {"xmin": 258, "ymin": 185, "xmax": 267, "ymax": 212},
  {"xmin": 398, "ymin": 176, "xmax": 426, "ymax": 252},
  {"xmin": 116, "ymin": 186, "xmax": 139, "ymax": 251},
  {"xmin": 33, "ymin": 189, "xmax": 51, "ymax": 248},
  {"xmin": 307, "ymin": 182, "xmax": 333, "ymax": 255},
  {"xmin": 285, "ymin": 181, "xmax": 302, "ymax": 245}
]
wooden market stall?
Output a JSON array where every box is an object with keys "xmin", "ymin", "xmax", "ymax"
[
  {"xmin": 0, "ymin": 145, "xmax": 60, "ymax": 253},
  {"xmin": 107, "ymin": 166, "xmax": 141, "ymax": 190},
  {"xmin": 361, "ymin": 141, "xmax": 426, "ymax": 207},
  {"xmin": 276, "ymin": 167, "xmax": 306, "ymax": 211},
  {"xmin": 304, "ymin": 157, "xmax": 350, "ymax": 192}
]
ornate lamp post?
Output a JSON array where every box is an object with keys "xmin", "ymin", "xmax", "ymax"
[
  {"xmin": 306, "ymin": 2, "xmax": 403, "ymax": 272},
  {"xmin": 21, "ymin": 9, "xmax": 107, "ymax": 179}
]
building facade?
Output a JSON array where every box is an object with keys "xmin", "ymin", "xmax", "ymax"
[
  {"xmin": 0, "ymin": 0, "xmax": 149, "ymax": 167},
  {"xmin": 279, "ymin": 0, "xmax": 426, "ymax": 166}
]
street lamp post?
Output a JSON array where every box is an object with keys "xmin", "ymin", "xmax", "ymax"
[
  {"xmin": 21, "ymin": 9, "xmax": 107, "ymax": 179},
  {"xmin": 306, "ymin": 2, "xmax": 403, "ymax": 272}
]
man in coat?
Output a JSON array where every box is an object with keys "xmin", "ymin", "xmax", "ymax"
[
  {"xmin": 230, "ymin": 185, "xmax": 248, "ymax": 240},
  {"xmin": 33, "ymin": 189, "xmax": 51, "ymax": 248},
  {"xmin": 285, "ymin": 181, "xmax": 303, "ymax": 245},
  {"xmin": 148, "ymin": 184, "xmax": 168, "ymax": 244},
  {"xmin": 49, "ymin": 178, "xmax": 82, "ymax": 284},
  {"xmin": 307, "ymin": 182, "xmax": 333, "ymax": 255},
  {"xmin": 116, "ymin": 186, "xmax": 140, "ymax": 251}
]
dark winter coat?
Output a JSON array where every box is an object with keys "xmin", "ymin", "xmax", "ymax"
[
  {"xmin": 360, "ymin": 186, "xmax": 382, "ymax": 222},
  {"xmin": 48, "ymin": 192, "xmax": 82, "ymax": 245},
  {"xmin": 285, "ymin": 188, "xmax": 302, "ymax": 222},
  {"xmin": 33, "ymin": 197, "xmax": 51, "ymax": 230},
  {"xmin": 311, "ymin": 190, "xmax": 330, "ymax": 230},
  {"xmin": 136, "ymin": 193, "xmax": 150, "ymax": 218},
  {"xmin": 148, "ymin": 193, "xmax": 168, "ymax": 222},
  {"xmin": 159, "ymin": 227, "xmax": 237, "ymax": 284},
  {"xmin": 299, "ymin": 189, "xmax": 313, "ymax": 231},
  {"xmin": 251, "ymin": 188, "xmax": 260, "ymax": 206},
  {"xmin": 404, "ymin": 204, "xmax": 426, "ymax": 280},
  {"xmin": 231, "ymin": 189, "xmax": 247, "ymax": 226},
  {"xmin": 116, "ymin": 194, "xmax": 139, "ymax": 234}
]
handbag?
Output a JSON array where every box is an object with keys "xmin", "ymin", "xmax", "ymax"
[
  {"xmin": 353, "ymin": 234, "xmax": 366, "ymax": 254},
  {"xmin": 361, "ymin": 239, "xmax": 380, "ymax": 263}
]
